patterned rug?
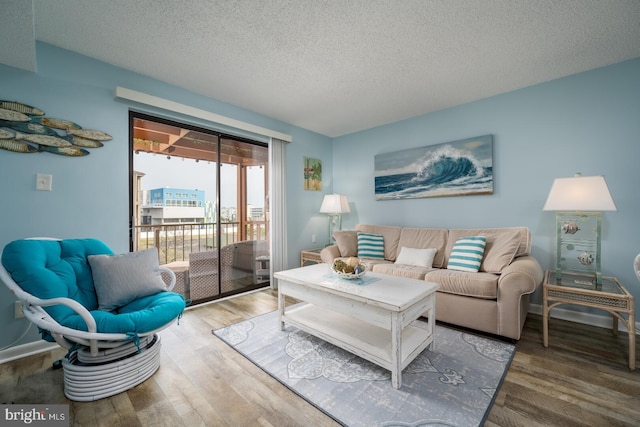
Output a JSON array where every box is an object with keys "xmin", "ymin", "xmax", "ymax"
[{"xmin": 213, "ymin": 309, "xmax": 514, "ymax": 427}]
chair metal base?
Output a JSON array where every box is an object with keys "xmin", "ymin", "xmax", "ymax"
[{"xmin": 62, "ymin": 334, "xmax": 162, "ymax": 401}]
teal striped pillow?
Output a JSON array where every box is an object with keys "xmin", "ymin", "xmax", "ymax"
[
  {"xmin": 447, "ymin": 236, "xmax": 486, "ymax": 272},
  {"xmin": 357, "ymin": 232, "xmax": 385, "ymax": 259}
]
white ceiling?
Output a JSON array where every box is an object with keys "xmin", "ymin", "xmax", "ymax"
[{"xmin": 3, "ymin": 1, "xmax": 640, "ymax": 137}]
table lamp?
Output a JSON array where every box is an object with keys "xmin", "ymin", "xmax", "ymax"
[
  {"xmin": 320, "ymin": 194, "xmax": 350, "ymax": 244},
  {"xmin": 543, "ymin": 173, "xmax": 616, "ymax": 285}
]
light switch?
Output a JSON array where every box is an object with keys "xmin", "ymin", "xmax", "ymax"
[{"xmin": 36, "ymin": 173, "xmax": 52, "ymax": 191}]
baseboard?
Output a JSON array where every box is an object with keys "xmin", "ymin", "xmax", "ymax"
[
  {"xmin": 528, "ymin": 303, "xmax": 640, "ymax": 335},
  {"xmin": 0, "ymin": 341, "xmax": 59, "ymax": 364}
]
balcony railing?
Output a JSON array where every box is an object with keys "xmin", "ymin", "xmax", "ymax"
[{"xmin": 133, "ymin": 221, "xmax": 268, "ymax": 265}]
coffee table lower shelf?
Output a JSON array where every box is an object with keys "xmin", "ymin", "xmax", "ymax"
[{"xmin": 281, "ymin": 303, "xmax": 433, "ymax": 382}]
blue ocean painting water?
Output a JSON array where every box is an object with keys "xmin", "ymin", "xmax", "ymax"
[{"xmin": 375, "ymin": 135, "xmax": 493, "ymax": 200}]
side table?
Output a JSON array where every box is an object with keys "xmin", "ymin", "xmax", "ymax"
[
  {"xmin": 542, "ymin": 270, "xmax": 635, "ymax": 370},
  {"xmin": 300, "ymin": 248, "xmax": 323, "ymax": 267}
]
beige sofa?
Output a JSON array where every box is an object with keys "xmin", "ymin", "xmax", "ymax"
[{"xmin": 320, "ymin": 224, "xmax": 543, "ymax": 340}]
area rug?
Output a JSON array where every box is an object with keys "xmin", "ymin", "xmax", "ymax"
[{"xmin": 213, "ymin": 309, "xmax": 514, "ymax": 427}]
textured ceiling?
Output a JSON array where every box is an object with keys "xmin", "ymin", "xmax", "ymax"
[{"xmin": 3, "ymin": 1, "xmax": 640, "ymax": 137}]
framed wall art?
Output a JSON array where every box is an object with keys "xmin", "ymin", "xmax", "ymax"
[
  {"xmin": 303, "ymin": 157, "xmax": 322, "ymax": 191},
  {"xmin": 374, "ymin": 135, "xmax": 493, "ymax": 200}
]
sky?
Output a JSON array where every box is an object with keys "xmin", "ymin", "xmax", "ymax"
[{"xmin": 134, "ymin": 152, "xmax": 265, "ymax": 208}]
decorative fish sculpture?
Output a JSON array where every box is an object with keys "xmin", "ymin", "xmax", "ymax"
[
  {"xmin": 0, "ymin": 108, "xmax": 30, "ymax": 122},
  {"xmin": 39, "ymin": 145, "xmax": 90, "ymax": 157},
  {"xmin": 0, "ymin": 100, "xmax": 45, "ymax": 116},
  {"xmin": 67, "ymin": 128, "xmax": 112, "ymax": 141},
  {"xmin": 15, "ymin": 132, "xmax": 72, "ymax": 147},
  {"xmin": 32, "ymin": 117, "xmax": 82, "ymax": 131},
  {"xmin": 0, "ymin": 128, "xmax": 15, "ymax": 139},
  {"xmin": 0, "ymin": 120, "xmax": 60, "ymax": 136},
  {"xmin": 0, "ymin": 139, "xmax": 38, "ymax": 153},
  {"xmin": 69, "ymin": 135, "xmax": 104, "ymax": 148},
  {"xmin": 562, "ymin": 221, "xmax": 580, "ymax": 234},
  {"xmin": 0, "ymin": 100, "xmax": 111, "ymax": 157},
  {"xmin": 577, "ymin": 252, "xmax": 593, "ymax": 266}
]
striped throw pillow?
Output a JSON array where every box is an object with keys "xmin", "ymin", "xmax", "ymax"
[
  {"xmin": 357, "ymin": 232, "xmax": 385, "ymax": 259},
  {"xmin": 447, "ymin": 236, "xmax": 486, "ymax": 272}
]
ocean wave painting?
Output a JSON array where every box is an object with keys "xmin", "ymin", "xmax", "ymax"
[{"xmin": 374, "ymin": 135, "xmax": 493, "ymax": 200}]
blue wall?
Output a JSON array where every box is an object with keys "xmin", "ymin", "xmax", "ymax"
[
  {"xmin": 333, "ymin": 58, "xmax": 640, "ymax": 316},
  {"xmin": 1, "ymin": 42, "xmax": 638, "ymax": 350},
  {"xmin": 0, "ymin": 43, "xmax": 332, "ymax": 348}
]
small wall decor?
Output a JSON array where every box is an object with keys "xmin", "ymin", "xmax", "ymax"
[
  {"xmin": 374, "ymin": 135, "xmax": 493, "ymax": 200},
  {"xmin": 303, "ymin": 157, "xmax": 322, "ymax": 191},
  {"xmin": 0, "ymin": 100, "xmax": 112, "ymax": 157}
]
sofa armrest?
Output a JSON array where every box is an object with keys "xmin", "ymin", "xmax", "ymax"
[
  {"xmin": 498, "ymin": 255, "xmax": 544, "ymax": 295},
  {"xmin": 496, "ymin": 255, "xmax": 544, "ymax": 339},
  {"xmin": 320, "ymin": 245, "xmax": 340, "ymax": 264}
]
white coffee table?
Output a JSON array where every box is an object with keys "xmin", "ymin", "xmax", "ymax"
[{"xmin": 274, "ymin": 263, "xmax": 439, "ymax": 389}]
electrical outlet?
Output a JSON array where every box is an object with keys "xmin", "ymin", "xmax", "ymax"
[
  {"xmin": 36, "ymin": 173, "xmax": 53, "ymax": 191},
  {"xmin": 311, "ymin": 234, "xmax": 317, "ymax": 243},
  {"xmin": 14, "ymin": 301, "xmax": 24, "ymax": 319}
]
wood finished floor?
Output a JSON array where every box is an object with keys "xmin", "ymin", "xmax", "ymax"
[{"xmin": 1, "ymin": 288, "xmax": 638, "ymax": 426}]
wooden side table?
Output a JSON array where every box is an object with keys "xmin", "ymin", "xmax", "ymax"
[
  {"xmin": 542, "ymin": 270, "xmax": 635, "ymax": 370},
  {"xmin": 300, "ymin": 248, "xmax": 323, "ymax": 267}
]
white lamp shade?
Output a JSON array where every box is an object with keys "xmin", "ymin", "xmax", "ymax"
[
  {"xmin": 320, "ymin": 194, "xmax": 350, "ymax": 214},
  {"xmin": 543, "ymin": 175, "xmax": 616, "ymax": 211}
]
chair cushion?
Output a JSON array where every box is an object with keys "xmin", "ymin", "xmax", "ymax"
[
  {"xmin": 2, "ymin": 239, "xmax": 113, "ymax": 315},
  {"xmin": 2, "ymin": 239, "xmax": 185, "ymax": 336},
  {"xmin": 88, "ymin": 248, "xmax": 167, "ymax": 311},
  {"xmin": 67, "ymin": 292, "xmax": 186, "ymax": 334}
]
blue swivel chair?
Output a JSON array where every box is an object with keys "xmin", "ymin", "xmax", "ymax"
[{"xmin": 0, "ymin": 238, "xmax": 186, "ymax": 401}]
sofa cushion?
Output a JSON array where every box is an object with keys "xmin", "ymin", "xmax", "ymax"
[
  {"xmin": 398, "ymin": 228, "xmax": 448, "ymax": 268},
  {"xmin": 447, "ymin": 236, "xmax": 486, "ymax": 272},
  {"xmin": 333, "ymin": 230, "xmax": 358, "ymax": 257},
  {"xmin": 89, "ymin": 248, "xmax": 167, "ymax": 312},
  {"xmin": 373, "ymin": 262, "xmax": 436, "ymax": 280},
  {"xmin": 425, "ymin": 269, "xmax": 498, "ymax": 299},
  {"xmin": 482, "ymin": 232, "xmax": 522, "ymax": 273},
  {"xmin": 395, "ymin": 247, "xmax": 437, "ymax": 267},
  {"xmin": 355, "ymin": 224, "xmax": 401, "ymax": 260},
  {"xmin": 357, "ymin": 232, "xmax": 385, "ymax": 259},
  {"xmin": 447, "ymin": 228, "xmax": 524, "ymax": 273}
]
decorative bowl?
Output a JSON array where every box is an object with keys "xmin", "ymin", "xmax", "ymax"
[
  {"xmin": 331, "ymin": 258, "xmax": 366, "ymax": 279},
  {"xmin": 332, "ymin": 269, "xmax": 366, "ymax": 280}
]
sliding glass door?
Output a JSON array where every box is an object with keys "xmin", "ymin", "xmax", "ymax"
[{"xmin": 129, "ymin": 112, "xmax": 269, "ymax": 304}]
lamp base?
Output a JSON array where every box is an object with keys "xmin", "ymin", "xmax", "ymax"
[
  {"xmin": 555, "ymin": 212, "xmax": 602, "ymax": 285},
  {"xmin": 326, "ymin": 214, "xmax": 342, "ymax": 245}
]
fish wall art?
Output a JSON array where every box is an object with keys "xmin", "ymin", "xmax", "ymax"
[
  {"xmin": 374, "ymin": 135, "xmax": 493, "ymax": 200},
  {"xmin": 0, "ymin": 100, "xmax": 112, "ymax": 157}
]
